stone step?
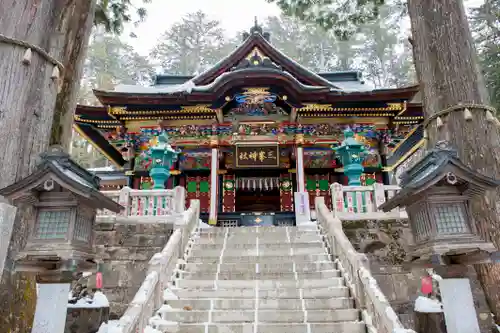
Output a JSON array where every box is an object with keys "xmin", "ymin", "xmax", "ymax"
[
  {"xmin": 172, "ymin": 286, "xmax": 350, "ymax": 299},
  {"xmin": 182, "ymin": 261, "xmax": 337, "ymax": 274},
  {"xmin": 167, "ymin": 297, "xmax": 354, "ymax": 310},
  {"xmin": 175, "ymin": 277, "xmax": 344, "ymax": 289},
  {"xmin": 154, "ymin": 322, "xmax": 365, "ymax": 333},
  {"xmin": 161, "ymin": 309, "xmax": 359, "ymax": 323},
  {"xmin": 195, "ymin": 234, "xmax": 323, "ymax": 244},
  {"xmin": 189, "ymin": 247, "xmax": 326, "ymax": 257},
  {"xmin": 197, "ymin": 226, "xmax": 318, "ymax": 235},
  {"xmin": 186, "ymin": 254, "xmax": 331, "ymax": 264},
  {"xmin": 195, "ymin": 241, "xmax": 325, "ymax": 250},
  {"xmin": 196, "ymin": 234, "xmax": 321, "ymax": 241},
  {"xmin": 180, "ymin": 270, "xmax": 341, "ymax": 280}
]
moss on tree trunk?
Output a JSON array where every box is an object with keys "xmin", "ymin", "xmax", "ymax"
[{"xmin": 408, "ymin": 0, "xmax": 500, "ymax": 321}]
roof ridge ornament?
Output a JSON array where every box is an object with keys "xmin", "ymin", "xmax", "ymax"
[{"xmin": 242, "ymin": 17, "xmax": 271, "ymax": 42}]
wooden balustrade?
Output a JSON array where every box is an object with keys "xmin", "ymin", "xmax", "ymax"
[
  {"xmin": 330, "ymin": 182, "xmax": 408, "ymax": 220},
  {"xmin": 97, "ymin": 186, "xmax": 186, "ymax": 218}
]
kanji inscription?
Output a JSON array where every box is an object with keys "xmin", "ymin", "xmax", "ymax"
[{"xmin": 235, "ymin": 146, "xmax": 279, "ymax": 167}]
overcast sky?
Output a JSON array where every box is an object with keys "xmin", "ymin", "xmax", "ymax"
[{"xmin": 124, "ymin": 0, "xmax": 485, "ymax": 56}]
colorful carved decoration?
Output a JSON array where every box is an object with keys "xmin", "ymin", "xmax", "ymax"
[
  {"xmin": 279, "ymin": 174, "xmax": 293, "ymax": 211},
  {"xmin": 303, "ymin": 148, "xmax": 338, "ymax": 169},
  {"xmin": 228, "ymin": 88, "xmax": 286, "ymax": 117},
  {"xmin": 361, "ymin": 173, "xmax": 380, "ymax": 186},
  {"xmin": 279, "ymin": 148, "xmax": 291, "ymax": 169},
  {"xmin": 140, "ymin": 177, "xmax": 153, "ymax": 189},
  {"xmin": 179, "ymin": 149, "xmax": 211, "ymax": 170},
  {"xmin": 235, "ymin": 123, "xmax": 280, "ymax": 136},
  {"xmin": 222, "ymin": 174, "xmax": 236, "ymax": 212},
  {"xmin": 185, "ymin": 176, "xmax": 210, "ymax": 213},
  {"xmin": 306, "ymin": 174, "xmax": 332, "ymax": 209}
]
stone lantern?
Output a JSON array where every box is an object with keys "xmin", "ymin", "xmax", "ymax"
[
  {"xmin": 379, "ymin": 141, "xmax": 499, "ymax": 265},
  {"xmin": 334, "ymin": 128, "xmax": 367, "ymax": 185},
  {"xmin": 0, "ymin": 146, "xmax": 123, "ymax": 279},
  {"xmin": 149, "ymin": 131, "xmax": 180, "ymax": 189}
]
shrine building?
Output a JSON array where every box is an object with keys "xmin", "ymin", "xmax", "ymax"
[{"xmin": 73, "ymin": 23, "xmax": 424, "ymax": 226}]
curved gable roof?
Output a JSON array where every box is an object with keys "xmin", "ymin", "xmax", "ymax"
[{"xmin": 191, "ymin": 31, "xmax": 338, "ymax": 88}]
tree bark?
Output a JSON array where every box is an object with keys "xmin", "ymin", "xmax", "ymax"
[
  {"xmin": 50, "ymin": 1, "xmax": 96, "ymax": 150},
  {"xmin": 408, "ymin": 0, "xmax": 500, "ymax": 322},
  {"xmin": 0, "ymin": 1, "xmax": 95, "ymax": 331}
]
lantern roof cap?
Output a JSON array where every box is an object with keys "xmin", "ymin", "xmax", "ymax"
[
  {"xmin": 334, "ymin": 128, "xmax": 366, "ymax": 151},
  {"xmin": 0, "ymin": 146, "xmax": 123, "ymax": 212},
  {"xmin": 379, "ymin": 140, "xmax": 500, "ymax": 211}
]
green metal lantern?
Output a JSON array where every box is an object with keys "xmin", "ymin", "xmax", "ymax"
[
  {"xmin": 148, "ymin": 131, "xmax": 180, "ymax": 189},
  {"xmin": 334, "ymin": 128, "xmax": 367, "ymax": 186}
]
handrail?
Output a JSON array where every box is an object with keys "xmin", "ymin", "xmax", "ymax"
[
  {"xmin": 315, "ymin": 196, "xmax": 416, "ymax": 333},
  {"xmin": 330, "ymin": 182, "xmax": 406, "ymax": 220},
  {"xmin": 98, "ymin": 186, "xmax": 186, "ymax": 218},
  {"xmin": 102, "ymin": 199, "xmax": 200, "ymax": 333}
]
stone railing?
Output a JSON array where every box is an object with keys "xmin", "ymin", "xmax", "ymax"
[
  {"xmin": 97, "ymin": 186, "xmax": 185, "ymax": 219},
  {"xmin": 330, "ymin": 182, "xmax": 407, "ymax": 220},
  {"xmin": 315, "ymin": 197, "xmax": 416, "ymax": 333},
  {"xmin": 102, "ymin": 199, "xmax": 200, "ymax": 333}
]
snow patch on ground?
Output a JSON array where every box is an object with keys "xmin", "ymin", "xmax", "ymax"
[
  {"xmin": 67, "ymin": 291, "xmax": 110, "ymax": 308},
  {"xmin": 414, "ymin": 296, "xmax": 443, "ymax": 313}
]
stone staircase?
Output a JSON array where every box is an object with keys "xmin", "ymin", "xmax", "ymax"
[{"xmin": 145, "ymin": 226, "xmax": 366, "ymax": 333}]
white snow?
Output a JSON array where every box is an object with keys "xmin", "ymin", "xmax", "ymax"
[
  {"xmin": 414, "ymin": 296, "xmax": 443, "ymax": 313},
  {"xmin": 198, "ymin": 218, "xmax": 212, "ymax": 229},
  {"xmin": 88, "ymin": 166, "xmax": 115, "ymax": 172},
  {"xmin": 114, "ymin": 80, "xmax": 195, "ymax": 94},
  {"xmin": 157, "ymin": 304, "xmax": 173, "ymax": 317},
  {"xmin": 163, "ymin": 288, "xmax": 179, "ymax": 301},
  {"xmin": 67, "ymin": 291, "xmax": 110, "ymax": 308},
  {"xmin": 144, "ymin": 326, "xmax": 162, "ymax": 333}
]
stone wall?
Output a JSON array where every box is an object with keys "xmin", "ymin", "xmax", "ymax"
[
  {"xmin": 342, "ymin": 219, "xmax": 494, "ymax": 332},
  {"xmin": 65, "ymin": 307, "xmax": 109, "ymax": 333},
  {"xmin": 94, "ymin": 220, "xmax": 173, "ymax": 317}
]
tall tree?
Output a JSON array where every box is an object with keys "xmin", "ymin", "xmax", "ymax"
[
  {"xmin": 150, "ymin": 11, "xmax": 236, "ymax": 75},
  {"xmin": 470, "ymin": 0, "xmax": 500, "ymax": 113},
  {"xmin": 263, "ymin": 14, "xmax": 362, "ymax": 72},
  {"xmin": 269, "ymin": 0, "xmax": 500, "ymax": 322},
  {"xmin": 358, "ymin": 6, "xmax": 415, "ymax": 87},
  {"xmin": 79, "ymin": 32, "xmax": 154, "ymax": 104},
  {"xmin": 74, "ymin": 32, "xmax": 153, "ymax": 166},
  {"xmin": 0, "ymin": 1, "xmax": 151, "ymax": 331}
]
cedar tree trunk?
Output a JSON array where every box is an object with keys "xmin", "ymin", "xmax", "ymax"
[
  {"xmin": 408, "ymin": 0, "xmax": 500, "ymax": 322},
  {"xmin": 0, "ymin": 1, "xmax": 95, "ymax": 331}
]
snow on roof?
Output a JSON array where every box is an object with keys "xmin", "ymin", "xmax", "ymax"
[
  {"xmin": 333, "ymin": 80, "xmax": 373, "ymax": 92},
  {"xmin": 108, "ymin": 34, "xmax": 378, "ymax": 95},
  {"xmin": 257, "ymin": 35, "xmax": 341, "ymax": 89},
  {"xmin": 53, "ymin": 162, "xmax": 94, "ymax": 189},
  {"xmin": 113, "ymin": 80, "xmax": 195, "ymax": 94},
  {"xmin": 88, "ymin": 166, "xmax": 115, "ymax": 172}
]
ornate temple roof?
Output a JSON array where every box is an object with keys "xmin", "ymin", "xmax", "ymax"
[
  {"xmin": 89, "ymin": 21, "xmax": 419, "ymax": 106},
  {"xmin": 73, "ymin": 21, "xmax": 424, "ymax": 168}
]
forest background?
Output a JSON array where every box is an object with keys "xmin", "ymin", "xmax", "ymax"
[{"xmin": 71, "ymin": 1, "xmax": 500, "ymax": 168}]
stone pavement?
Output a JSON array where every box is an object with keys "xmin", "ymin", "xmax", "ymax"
[{"xmin": 144, "ymin": 226, "xmax": 366, "ymax": 333}]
